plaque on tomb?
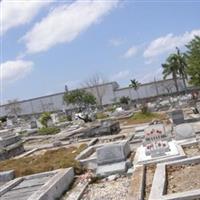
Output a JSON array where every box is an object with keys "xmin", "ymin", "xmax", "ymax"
[
  {"xmin": 96, "ymin": 141, "xmax": 130, "ymax": 165},
  {"xmin": 175, "ymin": 123, "xmax": 195, "ymax": 140}
]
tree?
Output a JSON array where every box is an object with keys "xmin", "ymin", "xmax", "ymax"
[
  {"xmin": 83, "ymin": 74, "xmax": 107, "ymax": 106},
  {"xmin": 185, "ymin": 35, "xmax": 200, "ymax": 86},
  {"xmin": 162, "ymin": 54, "xmax": 180, "ymax": 92},
  {"xmin": 39, "ymin": 112, "xmax": 51, "ymax": 128},
  {"xmin": 63, "ymin": 89, "xmax": 96, "ymax": 109},
  {"xmin": 5, "ymin": 99, "xmax": 22, "ymax": 117},
  {"xmin": 176, "ymin": 47, "xmax": 188, "ymax": 90},
  {"xmin": 129, "ymin": 79, "xmax": 141, "ymax": 100},
  {"xmin": 119, "ymin": 96, "xmax": 130, "ymax": 105}
]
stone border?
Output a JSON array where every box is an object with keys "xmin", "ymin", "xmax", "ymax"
[
  {"xmin": 28, "ymin": 168, "xmax": 74, "ymax": 200},
  {"xmin": 0, "ymin": 177, "xmax": 23, "ymax": 196},
  {"xmin": 0, "ymin": 168, "xmax": 74, "ymax": 200},
  {"xmin": 149, "ymin": 156, "xmax": 200, "ymax": 200},
  {"xmin": 65, "ymin": 181, "xmax": 89, "ymax": 200},
  {"xmin": 0, "ymin": 170, "xmax": 15, "ymax": 182},
  {"xmin": 128, "ymin": 165, "xmax": 145, "ymax": 200},
  {"xmin": 76, "ymin": 139, "xmax": 133, "ymax": 171}
]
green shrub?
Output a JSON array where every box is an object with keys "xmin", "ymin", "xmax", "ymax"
[
  {"xmin": 59, "ymin": 115, "xmax": 72, "ymax": 122},
  {"xmin": 38, "ymin": 127, "xmax": 60, "ymax": 135},
  {"xmin": 39, "ymin": 112, "xmax": 51, "ymax": 128},
  {"xmin": 119, "ymin": 96, "xmax": 130, "ymax": 105}
]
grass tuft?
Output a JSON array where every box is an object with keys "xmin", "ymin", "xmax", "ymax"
[{"xmin": 0, "ymin": 144, "xmax": 87, "ymax": 177}]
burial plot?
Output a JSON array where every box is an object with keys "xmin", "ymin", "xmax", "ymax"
[
  {"xmin": 0, "ymin": 129, "xmax": 24, "ymax": 161},
  {"xmin": 149, "ymin": 156, "xmax": 200, "ymax": 200},
  {"xmin": 134, "ymin": 124, "xmax": 186, "ymax": 165},
  {"xmin": 144, "ymin": 124, "xmax": 170, "ymax": 157},
  {"xmin": 0, "ymin": 168, "xmax": 74, "ymax": 200},
  {"xmin": 96, "ymin": 141, "xmax": 131, "ymax": 177}
]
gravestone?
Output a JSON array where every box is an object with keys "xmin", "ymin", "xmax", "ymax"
[
  {"xmin": 36, "ymin": 120, "xmax": 43, "ymax": 128},
  {"xmin": 6, "ymin": 118, "xmax": 13, "ymax": 128},
  {"xmin": 171, "ymin": 109, "xmax": 184, "ymax": 125},
  {"xmin": 96, "ymin": 141, "xmax": 131, "ymax": 177},
  {"xmin": 144, "ymin": 124, "xmax": 170, "ymax": 157},
  {"xmin": 51, "ymin": 113, "xmax": 59, "ymax": 124},
  {"xmin": 97, "ymin": 141, "xmax": 130, "ymax": 165},
  {"xmin": 175, "ymin": 123, "xmax": 195, "ymax": 140},
  {"xmin": 30, "ymin": 120, "xmax": 37, "ymax": 129},
  {"xmin": 47, "ymin": 118, "xmax": 53, "ymax": 127}
]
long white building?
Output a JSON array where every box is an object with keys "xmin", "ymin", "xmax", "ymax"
[{"xmin": 0, "ymin": 79, "xmax": 186, "ymax": 117}]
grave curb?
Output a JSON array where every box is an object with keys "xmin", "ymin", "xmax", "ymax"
[
  {"xmin": 149, "ymin": 155, "xmax": 200, "ymax": 200},
  {"xmin": 28, "ymin": 168, "xmax": 74, "ymax": 200},
  {"xmin": 128, "ymin": 165, "xmax": 145, "ymax": 200}
]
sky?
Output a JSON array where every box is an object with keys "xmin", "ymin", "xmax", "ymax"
[{"xmin": 0, "ymin": 0, "xmax": 200, "ymax": 104}]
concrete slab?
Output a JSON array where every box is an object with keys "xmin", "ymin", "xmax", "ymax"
[
  {"xmin": 0, "ymin": 168, "xmax": 74, "ymax": 200},
  {"xmin": 96, "ymin": 162, "xmax": 127, "ymax": 177},
  {"xmin": 134, "ymin": 141, "xmax": 186, "ymax": 165},
  {"xmin": 127, "ymin": 165, "xmax": 145, "ymax": 200}
]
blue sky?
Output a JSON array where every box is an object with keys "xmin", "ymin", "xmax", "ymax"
[{"xmin": 1, "ymin": 0, "xmax": 200, "ymax": 104}]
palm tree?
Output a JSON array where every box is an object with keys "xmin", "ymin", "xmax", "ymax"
[
  {"xmin": 129, "ymin": 79, "xmax": 141, "ymax": 101},
  {"xmin": 162, "ymin": 54, "xmax": 180, "ymax": 93},
  {"xmin": 176, "ymin": 47, "xmax": 188, "ymax": 90}
]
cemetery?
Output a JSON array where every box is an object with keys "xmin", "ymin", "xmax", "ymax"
[
  {"xmin": 0, "ymin": 79, "xmax": 200, "ymax": 200},
  {"xmin": 1, "ymin": 1, "xmax": 200, "ymax": 199},
  {"xmin": 1, "ymin": 102, "xmax": 200, "ymax": 200}
]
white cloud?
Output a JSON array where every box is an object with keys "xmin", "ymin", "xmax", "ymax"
[
  {"xmin": 111, "ymin": 70, "xmax": 130, "ymax": 81},
  {"xmin": 109, "ymin": 38, "xmax": 124, "ymax": 47},
  {"xmin": 123, "ymin": 46, "xmax": 138, "ymax": 58},
  {"xmin": 22, "ymin": 0, "xmax": 119, "ymax": 54},
  {"xmin": 1, "ymin": 1, "xmax": 52, "ymax": 35},
  {"xmin": 0, "ymin": 60, "xmax": 33, "ymax": 83},
  {"xmin": 139, "ymin": 67, "xmax": 162, "ymax": 83},
  {"xmin": 144, "ymin": 29, "xmax": 200, "ymax": 58}
]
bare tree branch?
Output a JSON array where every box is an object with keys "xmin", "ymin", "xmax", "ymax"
[{"xmin": 83, "ymin": 73, "xmax": 107, "ymax": 106}]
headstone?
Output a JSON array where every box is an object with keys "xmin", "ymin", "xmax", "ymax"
[
  {"xmin": 175, "ymin": 123, "xmax": 195, "ymax": 140},
  {"xmin": 47, "ymin": 118, "xmax": 53, "ymax": 127},
  {"xmin": 96, "ymin": 141, "xmax": 131, "ymax": 177},
  {"xmin": 30, "ymin": 120, "xmax": 37, "ymax": 129},
  {"xmin": 144, "ymin": 124, "xmax": 170, "ymax": 157},
  {"xmin": 171, "ymin": 109, "xmax": 184, "ymax": 125},
  {"xmin": 36, "ymin": 120, "xmax": 43, "ymax": 128},
  {"xmin": 6, "ymin": 118, "xmax": 13, "ymax": 128},
  {"xmin": 96, "ymin": 141, "xmax": 130, "ymax": 165},
  {"xmin": 51, "ymin": 113, "xmax": 59, "ymax": 124}
]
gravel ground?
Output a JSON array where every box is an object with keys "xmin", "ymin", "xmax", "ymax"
[
  {"xmin": 144, "ymin": 165, "xmax": 156, "ymax": 200},
  {"xmin": 81, "ymin": 176, "xmax": 131, "ymax": 200},
  {"xmin": 183, "ymin": 143, "xmax": 200, "ymax": 157},
  {"xmin": 167, "ymin": 163, "xmax": 200, "ymax": 194}
]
